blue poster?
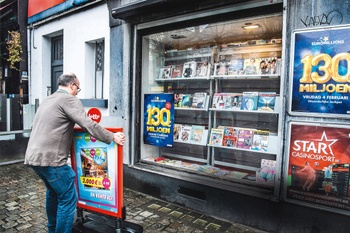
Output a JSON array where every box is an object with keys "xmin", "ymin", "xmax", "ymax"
[
  {"xmin": 290, "ymin": 25, "xmax": 350, "ymax": 117},
  {"xmin": 72, "ymin": 132, "xmax": 119, "ymax": 213},
  {"xmin": 144, "ymin": 93, "xmax": 174, "ymax": 147}
]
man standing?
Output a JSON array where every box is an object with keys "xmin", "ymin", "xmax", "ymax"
[{"xmin": 24, "ymin": 73, "xmax": 125, "ymax": 233}]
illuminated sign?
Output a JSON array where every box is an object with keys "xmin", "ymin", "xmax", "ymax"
[{"xmin": 289, "ymin": 25, "xmax": 350, "ymax": 118}]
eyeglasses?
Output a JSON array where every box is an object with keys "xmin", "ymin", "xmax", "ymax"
[{"xmin": 72, "ymin": 83, "xmax": 81, "ymax": 93}]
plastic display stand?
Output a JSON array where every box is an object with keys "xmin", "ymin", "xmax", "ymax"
[
  {"xmin": 71, "ymin": 127, "xmax": 143, "ymax": 233},
  {"xmin": 72, "ymin": 209, "xmax": 143, "ymax": 233}
]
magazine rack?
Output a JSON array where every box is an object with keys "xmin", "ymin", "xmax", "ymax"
[{"xmin": 143, "ymin": 39, "xmax": 284, "ymax": 199}]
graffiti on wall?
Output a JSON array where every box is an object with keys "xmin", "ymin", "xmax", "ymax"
[{"xmin": 300, "ymin": 10, "xmax": 343, "ymax": 27}]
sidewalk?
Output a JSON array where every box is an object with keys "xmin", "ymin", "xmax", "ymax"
[{"xmin": 0, "ymin": 163, "xmax": 268, "ymax": 233}]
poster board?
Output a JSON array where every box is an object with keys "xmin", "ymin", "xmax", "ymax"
[
  {"xmin": 70, "ymin": 127, "xmax": 124, "ymax": 218},
  {"xmin": 143, "ymin": 93, "xmax": 174, "ymax": 147},
  {"xmin": 284, "ymin": 122, "xmax": 350, "ymax": 215},
  {"xmin": 289, "ymin": 25, "xmax": 350, "ymax": 118}
]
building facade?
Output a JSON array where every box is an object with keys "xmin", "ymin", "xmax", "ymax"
[{"xmin": 26, "ymin": 0, "xmax": 350, "ymax": 232}]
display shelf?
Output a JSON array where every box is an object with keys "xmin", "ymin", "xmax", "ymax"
[
  {"xmin": 208, "ymin": 143, "xmax": 277, "ymax": 155},
  {"xmin": 173, "ymin": 139, "xmax": 208, "ymax": 146},
  {"xmin": 218, "ymin": 43, "xmax": 282, "ymax": 56},
  {"xmin": 175, "ymin": 107, "xmax": 209, "ymax": 111},
  {"xmin": 211, "ymin": 74, "xmax": 280, "ymax": 79},
  {"xmin": 214, "ymin": 160, "xmax": 258, "ymax": 172},
  {"xmin": 174, "ymin": 134, "xmax": 208, "ymax": 146},
  {"xmin": 209, "ymin": 108, "xmax": 279, "ymax": 115},
  {"xmin": 162, "ymin": 152, "xmax": 208, "ymax": 163},
  {"xmin": 155, "ymin": 77, "xmax": 211, "ymax": 82},
  {"xmin": 164, "ymin": 48, "xmax": 214, "ymax": 62}
]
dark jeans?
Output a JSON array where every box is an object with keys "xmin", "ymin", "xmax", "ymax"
[{"xmin": 31, "ymin": 164, "xmax": 77, "ymax": 233}]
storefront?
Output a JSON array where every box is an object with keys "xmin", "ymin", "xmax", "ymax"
[
  {"xmin": 110, "ymin": 0, "xmax": 350, "ymax": 231},
  {"xmin": 136, "ymin": 4, "xmax": 284, "ymax": 199}
]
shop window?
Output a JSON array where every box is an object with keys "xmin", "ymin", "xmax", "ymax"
[
  {"xmin": 82, "ymin": 40, "xmax": 107, "ymax": 108},
  {"xmin": 138, "ymin": 14, "xmax": 283, "ymax": 194}
]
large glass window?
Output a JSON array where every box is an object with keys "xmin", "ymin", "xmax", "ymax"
[
  {"xmin": 85, "ymin": 40, "xmax": 104, "ymax": 99},
  {"xmin": 139, "ymin": 13, "xmax": 283, "ymax": 192}
]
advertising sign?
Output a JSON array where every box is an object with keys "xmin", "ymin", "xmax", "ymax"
[
  {"xmin": 144, "ymin": 93, "xmax": 174, "ymax": 147},
  {"xmin": 87, "ymin": 108, "xmax": 102, "ymax": 123},
  {"xmin": 289, "ymin": 25, "xmax": 350, "ymax": 118},
  {"xmin": 70, "ymin": 128, "xmax": 123, "ymax": 218},
  {"xmin": 284, "ymin": 122, "xmax": 350, "ymax": 214}
]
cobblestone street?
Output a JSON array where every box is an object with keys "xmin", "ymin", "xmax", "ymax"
[{"xmin": 0, "ymin": 163, "xmax": 267, "ymax": 233}]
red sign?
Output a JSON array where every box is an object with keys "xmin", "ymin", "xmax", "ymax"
[
  {"xmin": 87, "ymin": 108, "xmax": 102, "ymax": 123},
  {"xmin": 28, "ymin": 0, "xmax": 65, "ymax": 17},
  {"xmin": 285, "ymin": 122, "xmax": 350, "ymax": 212}
]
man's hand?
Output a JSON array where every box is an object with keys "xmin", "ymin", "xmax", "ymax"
[{"xmin": 113, "ymin": 132, "xmax": 125, "ymax": 145}]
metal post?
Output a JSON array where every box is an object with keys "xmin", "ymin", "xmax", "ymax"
[{"xmin": 6, "ymin": 98, "xmax": 11, "ymax": 131}]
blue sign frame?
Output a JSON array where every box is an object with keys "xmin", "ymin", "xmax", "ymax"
[
  {"xmin": 143, "ymin": 93, "xmax": 174, "ymax": 147},
  {"xmin": 289, "ymin": 25, "xmax": 350, "ymax": 118}
]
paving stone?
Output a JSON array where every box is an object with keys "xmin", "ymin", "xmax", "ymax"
[
  {"xmin": 2, "ymin": 220, "xmax": 19, "ymax": 229},
  {"xmin": 16, "ymin": 223, "xmax": 32, "ymax": 231},
  {"xmin": 0, "ymin": 163, "xmax": 268, "ymax": 233}
]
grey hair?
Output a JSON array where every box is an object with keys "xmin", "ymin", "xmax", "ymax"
[{"xmin": 57, "ymin": 73, "xmax": 77, "ymax": 86}]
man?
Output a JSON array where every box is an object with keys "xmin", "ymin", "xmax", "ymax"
[{"xmin": 24, "ymin": 73, "xmax": 125, "ymax": 233}]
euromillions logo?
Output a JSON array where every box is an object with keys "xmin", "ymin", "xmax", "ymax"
[
  {"xmin": 311, "ymin": 35, "xmax": 344, "ymax": 46},
  {"xmin": 319, "ymin": 36, "xmax": 329, "ymax": 43}
]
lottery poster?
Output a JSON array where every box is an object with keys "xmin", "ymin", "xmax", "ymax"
[
  {"xmin": 284, "ymin": 122, "xmax": 350, "ymax": 214},
  {"xmin": 70, "ymin": 128, "xmax": 123, "ymax": 218},
  {"xmin": 289, "ymin": 25, "xmax": 350, "ymax": 118},
  {"xmin": 144, "ymin": 93, "xmax": 174, "ymax": 147}
]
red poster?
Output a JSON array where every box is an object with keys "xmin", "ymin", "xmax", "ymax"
[{"xmin": 285, "ymin": 122, "xmax": 350, "ymax": 213}]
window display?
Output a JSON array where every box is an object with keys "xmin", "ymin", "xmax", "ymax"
[{"xmin": 140, "ymin": 14, "xmax": 283, "ymax": 193}]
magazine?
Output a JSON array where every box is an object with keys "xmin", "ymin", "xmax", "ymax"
[
  {"xmin": 189, "ymin": 125, "xmax": 206, "ymax": 144},
  {"xmin": 243, "ymin": 58, "xmax": 259, "ymax": 75},
  {"xmin": 174, "ymin": 93, "xmax": 183, "ymax": 107},
  {"xmin": 216, "ymin": 62, "xmax": 228, "ymax": 76},
  {"xmin": 209, "ymin": 128, "xmax": 224, "ymax": 146},
  {"xmin": 161, "ymin": 66, "xmax": 172, "ymax": 79},
  {"xmin": 192, "ymin": 92, "xmax": 207, "ymax": 109},
  {"xmin": 257, "ymin": 92, "xmax": 276, "ymax": 111},
  {"xmin": 225, "ymin": 93, "xmax": 242, "ymax": 110},
  {"xmin": 212, "ymin": 93, "xmax": 227, "ymax": 109},
  {"xmin": 182, "ymin": 61, "xmax": 197, "ymax": 78},
  {"xmin": 222, "ymin": 126, "xmax": 238, "ymax": 147},
  {"xmin": 171, "ymin": 65, "xmax": 183, "ymax": 78},
  {"xmin": 181, "ymin": 94, "xmax": 193, "ymax": 108},
  {"xmin": 256, "ymin": 159, "xmax": 276, "ymax": 185},
  {"xmin": 173, "ymin": 124, "xmax": 182, "ymax": 141},
  {"xmin": 251, "ymin": 129, "xmax": 269, "ymax": 152},
  {"xmin": 196, "ymin": 62, "xmax": 210, "ymax": 77},
  {"xmin": 227, "ymin": 59, "xmax": 244, "ymax": 75},
  {"xmin": 236, "ymin": 128, "xmax": 254, "ymax": 149},
  {"xmin": 241, "ymin": 92, "xmax": 259, "ymax": 111},
  {"xmin": 179, "ymin": 125, "xmax": 192, "ymax": 142}
]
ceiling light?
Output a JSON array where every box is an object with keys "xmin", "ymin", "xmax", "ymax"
[{"xmin": 242, "ymin": 23, "xmax": 260, "ymax": 30}]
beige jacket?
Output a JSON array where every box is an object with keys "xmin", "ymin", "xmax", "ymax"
[{"xmin": 25, "ymin": 91, "xmax": 114, "ymax": 167}]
